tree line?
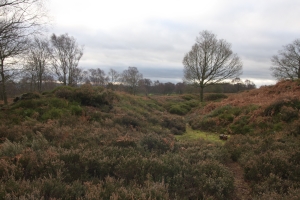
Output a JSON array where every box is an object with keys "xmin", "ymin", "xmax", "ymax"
[{"xmin": 2, "ymin": 62, "xmax": 256, "ymax": 99}]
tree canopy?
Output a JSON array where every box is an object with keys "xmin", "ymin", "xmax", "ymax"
[
  {"xmin": 183, "ymin": 30, "xmax": 242, "ymax": 101},
  {"xmin": 270, "ymin": 39, "xmax": 300, "ymax": 80}
]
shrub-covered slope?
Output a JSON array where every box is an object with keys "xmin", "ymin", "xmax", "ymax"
[
  {"xmin": 187, "ymin": 80, "xmax": 300, "ymax": 199},
  {"xmin": 188, "ymin": 80, "xmax": 300, "ymax": 136},
  {"xmin": 0, "ymin": 85, "xmax": 234, "ymax": 199}
]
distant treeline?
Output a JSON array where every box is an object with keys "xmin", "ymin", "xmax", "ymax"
[{"xmin": 1, "ymin": 69, "xmax": 256, "ymax": 99}]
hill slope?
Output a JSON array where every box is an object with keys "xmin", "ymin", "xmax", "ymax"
[{"xmin": 186, "ymin": 80, "xmax": 300, "ymax": 199}]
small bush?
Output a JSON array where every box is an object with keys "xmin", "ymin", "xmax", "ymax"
[
  {"xmin": 54, "ymin": 86, "xmax": 75, "ymax": 99},
  {"xmin": 114, "ymin": 115, "xmax": 141, "ymax": 128},
  {"xmin": 169, "ymin": 104, "xmax": 189, "ymax": 115},
  {"xmin": 191, "ymin": 117, "xmax": 217, "ymax": 132},
  {"xmin": 161, "ymin": 116, "xmax": 186, "ymax": 135},
  {"xmin": 140, "ymin": 135, "xmax": 173, "ymax": 153},
  {"xmin": 70, "ymin": 105, "xmax": 83, "ymax": 116},
  {"xmin": 205, "ymin": 93, "xmax": 228, "ymax": 101},
  {"xmin": 41, "ymin": 108, "xmax": 64, "ymax": 120}
]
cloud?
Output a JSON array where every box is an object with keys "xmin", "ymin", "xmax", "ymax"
[{"xmin": 48, "ymin": 0, "xmax": 300, "ymax": 87}]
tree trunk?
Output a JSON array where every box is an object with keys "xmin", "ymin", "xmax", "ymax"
[
  {"xmin": 200, "ymin": 86, "xmax": 204, "ymax": 102},
  {"xmin": 0, "ymin": 60, "xmax": 8, "ymax": 105},
  {"xmin": 298, "ymin": 60, "xmax": 300, "ymax": 79},
  {"xmin": 38, "ymin": 62, "xmax": 42, "ymax": 92},
  {"xmin": 199, "ymin": 80, "xmax": 205, "ymax": 102}
]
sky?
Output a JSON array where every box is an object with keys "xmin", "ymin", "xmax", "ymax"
[{"xmin": 48, "ymin": 0, "xmax": 300, "ymax": 87}]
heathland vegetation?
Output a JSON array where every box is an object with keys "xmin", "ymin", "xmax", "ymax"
[
  {"xmin": 1, "ymin": 1, "xmax": 300, "ymax": 199},
  {"xmin": 0, "ymin": 80, "xmax": 300, "ymax": 199}
]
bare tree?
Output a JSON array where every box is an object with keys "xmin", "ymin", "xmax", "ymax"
[
  {"xmin": 108, "ymin": 68, "xmax": 119, "ymax": 81},
  {"xmin": 88, "ymin": 68, "xmax": 108, "ymax": 86},
  {"xmin": 107, "ymin": 68, "xmax": 119, "ymax": 90},
  {"xmin": 270, "ymin": 39, "xmax": 300, "ymax": 80},
  {"xmin": 138, "ymin": 78, "xmax": 152, "ymax": 96},
  {"xmin": 121, "ymin": 66, "xmax": 143, "ymax": 95},
  {"xmin": 0, "ymin": 0, "xmax": 46, "ymax": 104},
  {"xmin": 231, "ymin": 77, "xmax": 243, "ymax": 92},
  {"xmin": 183, "ymin": 30, "xmax": 242, "ymax": 101},
  {"xmin": 24, "ymin": 36, "xmax": 51, "ymax": 92},
  {"xmin": 50, "ymin": 33, "xmax": 83, "ymax": 86}
]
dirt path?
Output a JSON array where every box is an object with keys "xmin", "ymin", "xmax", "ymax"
[{"xmin": 227, "ymin": 162, "xmax": 252, "ymax": 200}]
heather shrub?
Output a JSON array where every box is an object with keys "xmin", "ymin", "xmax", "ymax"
[
  {"xmin": 181, "ymin": 94, "xmax": 196, "ymax": 100},
  {"xmin": 205, "ymin": 93, "xmax": 228, "ymax": 101},
  {"xmin": 224, "ymin": 135, "xmax": 257, "ymax": 161},
  {"xmin": 48, "ymin": 98, "xmax": 68, "ymax": 108},
  {"xmin": 173, "ymin": 160, "xmax": 234, "ymax": 199},
  {"xmin": 168, "ymin": 99, "xmax": 199, "ymax": 115},
  {"xmin": 161, "ymin": 116, "xmax": 186, "ymax": 135},
  {"xmin": 230, "ymin": 116, "xmax": 253, "ymax": 134},
  {"xmin": 264, "ymin": 98, "xmax": 300, "ymax": 117},
  {"xmin": 114, "ymin": 115, "xmax": 142, "ymax": 128},
  {"xmin": 54, "ymin": 86, "xmax": 75, "ymax": 99},
  {"xmin": 20, "ymin": 92, "xmax": 41, "ymax": 100},
  {"xmin": 224, "ymin": 134, "xmax": 300, "ymax": 198},
  {"xmin": 41, "ymin": 108, "xmax": 64, "ymax": 120},
  {"xmin": 140, "ymin": 135, "xmax": 174, "ymax": 154},
  {"xmin": 169, "ymin": 104, "xmax": 188, "ymax": 115},
  {"xmin": 70, "ymin": 105, "xmax": 83, "ymax": 116},
  {"xmin": 54, "ymin": 84, "xmax": 117, "ymax": 110},
  {"xmin": 191, "ymin": 116, "xmax": 217, "ymax": 132}
]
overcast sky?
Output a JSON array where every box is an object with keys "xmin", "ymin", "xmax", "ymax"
[{"xmin": 48, "ymin": 0, "xmax": 300, "ymax": 87}]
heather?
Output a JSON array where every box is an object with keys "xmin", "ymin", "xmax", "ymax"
[
  {"xmin": 1, "ymin": 81, "xmax": 300, "ymax": 199},
  {"xmin": 0, "ymin": 84, "xmax": 233, "ymax": 199}
]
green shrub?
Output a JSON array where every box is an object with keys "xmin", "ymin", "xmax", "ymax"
[
  {"xmin": 230, "ymin": 116, "xmax": 252, "ymax": 134},
  {"xmin": 48, "ymin": 98, "xmax": 68, "ymax": 108},
  {"xmin": 191, "ymin": 116, "xmax": 217, "ymax": 132},
  {"xmin": 114, "ymin": 115, "xmax": 141, "ymax": 128},
  {"xmin": 181, "ymin": 94, "xmax": 195, "ymax": 100},
  {"xmin": 41, "ymin": 108, "xmax": 64, "ymax": 120},
  {"xmin": 70, "ymin": 105, "xmax": 83, "ymax": 116},
  {"xmin": 205, "ymin": 93, "xmax": 228, "ymax": 101},
  {"xmin": 53, "ymin": 86, "xmax": 75, "ymax": 99},
  {"xmin": 161, "ymin": 116, "xmax": 186, "ymax": 135},
  {"xmin": 169, "ymin": 104, "xmax": 188, "ymax": 115},
  {"xmin": 21, "ymin": 92, "xmax": 40, "ymax": 100},
  {"xmin": 140, "ymin": 135, "xmax": 172, "ymax": 153}
]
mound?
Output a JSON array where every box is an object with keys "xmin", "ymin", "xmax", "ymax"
[{"xmin": 188, "ymin": 80, "xmax": 300, "ymax": 135}]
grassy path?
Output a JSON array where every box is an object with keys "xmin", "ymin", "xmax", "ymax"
[{"xmin": 175, "ymin": 124, "xmax": 226, "ymax": 144}]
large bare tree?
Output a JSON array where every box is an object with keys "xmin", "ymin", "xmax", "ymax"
[
  {"xmin": 270, "ymin": 39, "xmax": 300, "ymax": 80},
  {"xmin": 183, "ymin": 30, "xmax": 242, "ymax": 101},
  {"xmin": 121, "ymin": 66, "xmax": 143, "ymax": 95},
  {"xmin": 50, "ymin": 33, "xmax": 83, "ymax": 86},
  {"xmin": 24, "ymin": 36, "xmax": 51, "ymax": 92},
  {"xmin": 0, "ymin": 0, "xmax": 46, "ymax": 104}
]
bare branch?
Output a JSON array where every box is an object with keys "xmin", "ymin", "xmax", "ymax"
[
  {"xmin": 183, "ymin": 30, "xmax": 242, "ymax": 101},
  {"xmin": 270, "ymin": 39, "xmax": 300, "ymax": 80}
]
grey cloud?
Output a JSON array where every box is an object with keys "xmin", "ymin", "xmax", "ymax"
[{"xmin": 49, "ymin": 0, "xmax": 300, "ymax": 87}]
